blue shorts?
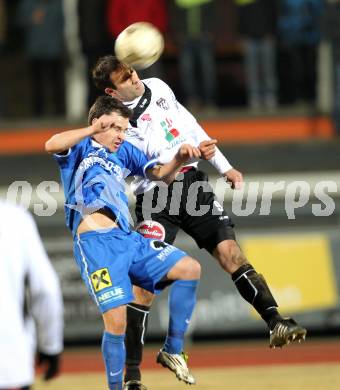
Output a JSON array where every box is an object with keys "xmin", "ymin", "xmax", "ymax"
[{"xmin": 73, "ymin": 228, "xmax": 187, "ymax": 313}]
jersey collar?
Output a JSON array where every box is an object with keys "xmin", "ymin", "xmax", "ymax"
[{"xmin": 129, "ymin": 83, "xmax": 152, "ymax": 128}]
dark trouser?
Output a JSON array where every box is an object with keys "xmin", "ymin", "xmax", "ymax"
[
  {"xmin": 278, "ymin": 44, "xmax": 317, "ymax": 104},
  {"xmin": 29, "ymin": 58, "xmax": 65, "ymax": 117},
  {"xmin": 331, "ymin": 44, "xmax": 340, "ymax": 136},
  {"xmin": 83, "ymin": 47, "xmax": 110, "ymax": 109}
]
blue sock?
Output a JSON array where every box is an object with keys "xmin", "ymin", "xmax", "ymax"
[
  {"xmin": 101, "ymin": 331, "xmax": 125, "ymax": 390},
  {"xmin": 163, "ymin": 279, "xmax": 199, "ymax": 354}
]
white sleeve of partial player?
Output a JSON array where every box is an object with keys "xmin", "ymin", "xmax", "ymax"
[
  {"xmin": 23, "ymin": 212, "xmax": 64, "ymax": 355},
  {"xmin": 176, "ymin": 101, "xmax": 233, "ymax": 175}
]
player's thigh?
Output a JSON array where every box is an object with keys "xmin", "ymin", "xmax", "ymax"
[
  {"xmin": 128, "ymin": 232, "xmax": 189, "ymax": 294},
  {"xmin": 73, "ymin": 230, "xmax": 135, "ymax": 313},
  {"xmin": 166, "ymin": 255, "xmax": 201, "ymax": 281},
  {"xmin": 182, "ymin": 190, "xmax": 236, "ymax": 254},
  {"xmin": 132, "ymin": 285, "xmax": 155, "ymax": 306}
]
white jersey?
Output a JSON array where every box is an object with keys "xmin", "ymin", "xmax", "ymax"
[
  {"xmin": 125, "ymin": 78, "xmax": 233, "ymax": 195},
  {"xmin": 0, "ymin": 202, "xmax": 63, "ymax": 388}
]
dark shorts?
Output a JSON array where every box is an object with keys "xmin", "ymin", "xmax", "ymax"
[{"xmin": 135, "ymin": 168, "xmax": 236, "ymax": 253}]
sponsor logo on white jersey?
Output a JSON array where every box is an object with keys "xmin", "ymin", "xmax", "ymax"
[
  {"xmin": 141, "ymin": 113, "xmax": 152, "ymax": 121},
  {"xmin": 156, "ymin": 97, "xmax": 169, "ymax": 110}
]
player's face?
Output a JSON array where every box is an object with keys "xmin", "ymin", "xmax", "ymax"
[
  {"xmin": 92, "ymin": 112, "xmax": 129, "ymax": 152},
  {"xmin": 105, "ymin": 67, "xmax": 145, "ymax": 102}
]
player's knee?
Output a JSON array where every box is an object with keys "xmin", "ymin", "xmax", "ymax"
[
  {"xmin": 169, "ymin": 256, "xmax": 201, "ymax": 280},
  {"xmin": 132, "ymin": 286, "xmax": 155, "ymax": 306},
  {"xmin": 187, "ymin": 257, "xmax": 201, "ymax": 280},
  {"xmin": 214, "ymin": 239, "xmax": 247, "ymax": 274},
  {"xmin": 102, "ymin": 306, "xmax": 127, "ymax": 334}
]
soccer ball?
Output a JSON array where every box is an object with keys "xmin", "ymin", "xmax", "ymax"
[{"xmin": 114, "ymin": 22, "xmax": 164, "ymax": 70}]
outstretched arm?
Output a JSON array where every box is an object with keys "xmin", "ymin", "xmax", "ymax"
[
  {"xmin": 146, "ymin": 144, "xmax": 201, "ymax": 184},
  {"xmin": 167, "ymin": 80, "xmax": 244, "ymax": 189},
  {"xmin": 176, "ymin": 100, "xmax": 237, "ymax": 168},
  {"xmin": 179, "ymin": 105, "xmax": 244, "ymax": 189},
  {"xmin": 45, "ymin": 116, "xmax": 113, "ymax": 154},
  {"xmin": 45, "ymin": 127, "xmax": 94, "ymax": 154},
  {"xmin": 199, "ymin": 139, "xmax": 243, "ymax": 189}
]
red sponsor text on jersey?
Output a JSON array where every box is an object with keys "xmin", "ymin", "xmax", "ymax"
[{"xmin": 141, "ymin": 113, "xmax": 151, "ymax": 121}]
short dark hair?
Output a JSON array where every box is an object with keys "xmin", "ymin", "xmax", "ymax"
[
  {"xmin": 88, "ymin": 95, "xmax": 133, "ymax": 125},
  {"xmin": 92, "ymin": 55, "xmax": 131, "ymax": 92}
]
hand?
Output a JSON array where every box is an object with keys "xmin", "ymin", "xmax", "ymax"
[
  {"xmin": 223, "ymin": 168, "xmax": 243, "ymax": 190},
  {"xmin": 199, "ymin": 139, "xmax": 217, "ymax": 160},
  {"xmin": 91, "ymin": 115, "xmax": 114, "ymax": 134},
  {"xmin": 37, "ymin": 352, "xmax": 61, "ymax": 381},
  {"xmin": 176, "ymin": 144, "xmax": 201, "ymax": 163}
]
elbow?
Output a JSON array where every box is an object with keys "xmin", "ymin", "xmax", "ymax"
[
  {"xmin": 45, "ymin": 139, "xmax": 54, "ymax": 154},
  {"xmin": 155, "ymin": 174, "xmax": 174, "ymax": 186},
  {"xmin": 160, "ymin": 175, "xmax": 174, "ymax": 185},
  {"xmin": 45, "ymin": 137, "xmax": 59, "ymax": 154},
  {"xmin": 146, "ymin": 171, "xmax": 170, "ymax": 185}
]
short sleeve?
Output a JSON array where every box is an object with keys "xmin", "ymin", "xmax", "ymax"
[{"xmin": 53, "ymin": 138, "xmax": 89, "ymax": 168}]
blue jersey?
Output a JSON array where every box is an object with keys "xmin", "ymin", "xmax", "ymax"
[{"xmin": 54, "ymin": 138, "xmax": 158, "ymax": 236}]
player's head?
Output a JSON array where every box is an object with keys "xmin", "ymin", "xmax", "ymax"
[
  {"xmin": 88, "ymin": 95, "xmax": 133, "ymax": 152},
  {"xmin": 88, "ymin": 95, "xmax": 132, "ymax": 124},
  {"xmin": 92, "ymin": 55, "xmax": 145, "ymax": 102}
]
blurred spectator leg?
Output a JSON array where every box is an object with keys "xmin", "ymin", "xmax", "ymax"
[
  {"xmin": 0, "ymin": 80, "xmax": 6, "ymax": 116},
  {"xmin": 199, "ymin": 35, "xmax": 217, "ymax": 111},
  {"xmin": 0, "ymin": 53, "xmax": 6, "ymax": 117},
  {"xmin": 277, "ymin": 43, "xmax": 300, "ymax": 105},
  {"xmin": 262, "ymin": 37, "xmax": 278, "ymax": 111},
  {"xmin": 29, "ymin": 59, "xmax": 44, "ymax": 117},
  {"xmin": 332, "ymin": 45, "xmax": 340, "ymax": 136},
  {"xmin": 49, "ymin": 58, "xmax": 65, "ymax": 116},
  {"xmin": 179, "ymin": 39, "xmax": 198, "ymax": 111},
  {"xmin": 303, "ymin": 44, "xmax": 317, "ymax": 104},
  {"xmin": 244, "ymin": 39, "xmax": 260, "ymax": 110},
  {"xmin": 84, "ymin": 49, "xmax": 105, "ymax": 108},
  {"xmin": 289, "ymin": 46, "xmax": 302, "ymax": 104}
]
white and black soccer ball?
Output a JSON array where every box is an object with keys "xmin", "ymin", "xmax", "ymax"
[{"xmin": 114, "ymin": 22, "xmax": 164, "ymax": 70}]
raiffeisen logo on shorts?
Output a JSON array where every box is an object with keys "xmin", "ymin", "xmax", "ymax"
[{"xmin": 136, "ymin": 220, "xmax": 166, "ymax": 241}]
